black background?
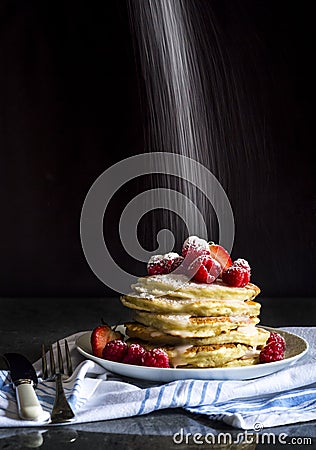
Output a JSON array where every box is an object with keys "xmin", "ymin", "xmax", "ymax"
[{"xmin": 0, "ymin": 1, "xmax": 314, "ymax": 297}]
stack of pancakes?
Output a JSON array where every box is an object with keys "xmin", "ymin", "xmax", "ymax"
[{"xmin": 120, "ymin": 274, "xmax": 269, "ymax": 368}]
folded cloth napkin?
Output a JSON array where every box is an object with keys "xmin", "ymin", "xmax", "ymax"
[{"xmin": 0, "ymin": 327, "xmax": 315, "ymax": 429}]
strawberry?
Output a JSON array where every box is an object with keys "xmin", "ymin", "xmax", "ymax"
[
  {"xmin": 91, "ymin": 324, "xmax": 123, "ymax": 358},
  {"xmin": 209, "ymin": 243, "xmax": 232, "ymax": 272}
]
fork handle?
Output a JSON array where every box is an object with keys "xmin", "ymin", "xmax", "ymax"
[{"xmin": 51, "ymin": 374, "xmax": 75, "ymax": 423}]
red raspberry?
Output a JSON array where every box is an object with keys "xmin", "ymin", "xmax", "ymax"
[
  {"xmin": 143, "ymin": 348, "xmax": 170, "ymax": 368},
  {"xmin": 122, "ymin": 343, "xmax": 146, "ymax": 365},
  {"xmin": 259, "ymin": 342, "xmax": 284, "ymax": 363},
  {"xmin": 102, "ymin": 339, "xmax": 127, "ymax": 362},
  {"xmin": 222, "ymin": 265, "xmax": 250, "ymax": 287},
  {"xmin": 182, "ymin": 236, "xmax": 210, "ymax": 263},
  {"xmin": 234, "ymin": 258, "xmax": 251, "ymax": 274},
  {"xmin": 164, "ymin": 253, "xmax": 184, "ymax": 273},
  {"xmin": 267, "ymin": 332, "xmax": 286, "ymax": 350},
  {"xmin": 147, "ymin": 255, "xmax": 167, "ymax": 275},
  {"xmin": 189, "ymin": 255, "xmax": 221, "ymax": 284},
  {"xmin": 147, "ymin": 253, "xmax": 184, "ymax": 275}
]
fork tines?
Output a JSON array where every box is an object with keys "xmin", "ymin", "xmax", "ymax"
[
  {"xmin": 42, "ymin": 339, "xmax": 73, "ymax": 378},
  {"xmin": 64, "ymin": 340, "xmax": 73, "ymax": 376},
  {"xmin": 57, "ymin": 341, "xmax": 64, "ymax": 375},
  {"xmin": 41, "ymin": 344, "xmax": 48, "ymax": 379}
]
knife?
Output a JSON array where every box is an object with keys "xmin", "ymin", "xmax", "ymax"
[{"xmin": 3, "ymin": 353, "xmax": 44, "ymax": 420}]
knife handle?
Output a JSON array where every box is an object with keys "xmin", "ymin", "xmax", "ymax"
[{"xmin": 16, "ymin": 380, "xmax": 44, "ymax": 420}]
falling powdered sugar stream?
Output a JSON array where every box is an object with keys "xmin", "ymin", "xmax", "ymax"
[
  {"xmin": 128, "ymin": 0, "xmax": 269, "ymax": 252},
  {"xmin": 128, "ymin": 0, "xmax": 213, "ymax": 246}
]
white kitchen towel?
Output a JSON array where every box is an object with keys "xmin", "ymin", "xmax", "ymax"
[{"xmin": 0, "ymin": 327, "xmax": 315, "ymax": 429}]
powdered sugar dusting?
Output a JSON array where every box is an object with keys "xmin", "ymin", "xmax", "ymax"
[
  {"xmin": 148, "ymin": 254, "xmax": 165, "ymax": 264},
  {"xmin": 182, "ymin": 236, "xmax": 210, "ymax": 257},
  {"xmin": 234, "ymin": 258, "xmax": 251, "ymax": 273},
  {"xmin": 131, "ymin": 274, "xmax": 255, "ymax": 301},
  {"xmin": 140, "ymin": 274, "xmax": 228, "ymax": 290},
  {"xmin": 164, "ymin": 252, "xmax": 181, "ymax": 259}
]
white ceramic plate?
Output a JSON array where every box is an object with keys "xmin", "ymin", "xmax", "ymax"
[{"xmin": 75, "ymin": 326, "xmax": 308, "ymax": 382}]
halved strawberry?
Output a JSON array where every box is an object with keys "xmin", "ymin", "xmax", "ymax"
[
  {"xmin": 91, "ymin": 324, "xmax": 123, "ymax": 358},
  {"xmin": 209, "ymin": 243, "xmax": 232, "ymax": 272}
]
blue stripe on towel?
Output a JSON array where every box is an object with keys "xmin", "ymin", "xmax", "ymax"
[
  {"xmin": 184, "ymin": 381, "xmax": 195, "ymax": 406},
  {"xmin": 138, "ymin": 388, "xmax": 151, "ymax": 415},
  {"xmin": 199, "ymin": 381, "xmax": 208, "ymax": 405},
  {"xmin": 214, "ymin": 381, "xmax": 224, "ymax": 403},
  {"xmin": 154, "ymin": 385, "xmax": 166, "ymax": 409},
  {"xmin": 169, "ymin": 382, "xmax": 183, "ymax": 408}
]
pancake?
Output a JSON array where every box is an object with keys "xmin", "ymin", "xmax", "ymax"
[
  {"xmin": 121, "ymin": 269, "xmax": 265, "ymax": 368},
  {"xmin": 133, "ymin": 311, "xmax": 260, "ymax": 338},
  {"xmin": 125, "ymin": 322, "xmax": 270, "ymax": 347},
  {"xmin": 127, "ymin": 338, "xmax": 260, "ymax": 368},
  {"xmin": 121, "ymin": 294, "xmax": 261, "ymax": 317},
  {"xmin": 131, "ymin": 274, "xmax": 260, "ymax": 300}
]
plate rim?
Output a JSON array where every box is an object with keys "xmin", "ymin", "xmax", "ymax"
[{"xmin": 75, "ymin": 326, "xmax": 309, "ymax": 373}]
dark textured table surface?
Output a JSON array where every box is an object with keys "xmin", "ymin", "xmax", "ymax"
[{"xmin": 0, "ymin": 296, "xmax": 315, "ymax": 449}]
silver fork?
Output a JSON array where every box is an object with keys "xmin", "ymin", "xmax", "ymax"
[{"xmin": 42, "ymin": 340, "xmax": 75, "ymax": 423}]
